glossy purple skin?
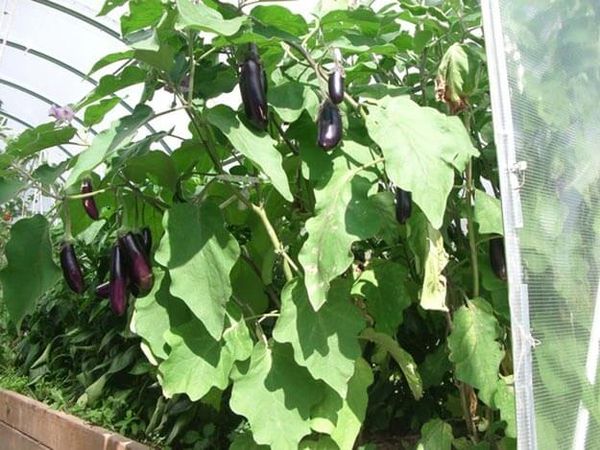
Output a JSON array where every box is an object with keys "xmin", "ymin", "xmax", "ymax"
[
  {"xmin": 328, "ymin": 69, "xmax": 345, "ymax": 105},
  {"xmin": 240, "ymin": 56, "xmax": 268, "ymax": 131},
  {"xmin": 60, "ymin": 242, "xmax": 85, "ymax": 294},
  {"xmin": 317, "ymin": 100, "xmax": 342, "ymax": 150},
  {"xmin": 95, "ymin": 281, "xmax": 110, "ymax": 299},
  {"xmin": 81, "ymin": 179, "xmax": 99, "ymax": 220},
  {"xmin": 119, "ymin": 232, "xmax": 153, "ymax": 297},
  {"xmin": 489, "ymin": 237, "xmax": 507, "ymax": 281},
  {"xmin": 109, "ymin": 245, "xmax": 128, "ymax": 316},
  {"xmin": 394, "ymin": 188, "xmax": 412, "ymax": 225}
]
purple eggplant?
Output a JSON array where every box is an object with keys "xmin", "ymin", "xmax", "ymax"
[
  {"xmin": 328, "ymin": 68, "xmax": 345, "ymax": 105},
  {"xmin": 60, "ymin": 242, "xmax": 86, "ymax": 294},
  {"xmin": 81, "ymin": 178, "xmax": 99, "ymax": 220},
  {"xmin": 394, "ymin": 188, "xmax": 412, "ymax": 225},
  {"xmin": 95, "ymin": 281, "xmax": 110, "ymax": 299},
  {"xmin": 239, "ymin": 45, "xmax": 268, "ymax": 131},
  {"xmin": 141, "ymin": 227, "xmax": 152, "ymax": 255},
  {"xmin": 489, "ymin": 237, "xmax": 507, "ymax": 281},
  {"xmin": 109, "ymin": 245, "xmax": 128, "ymax": 316},
  {"xmin": 119, "ymin": 232, "xmax": 153, "ymax": 297},
  {"xmin": 317, "ymin": 100, "xmax": 343, "ymax": 150}
]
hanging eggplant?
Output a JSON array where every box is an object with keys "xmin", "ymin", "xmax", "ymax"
[
  {"xmin": 489, "ymin": 237, "xmax": 507, "ymax": 281},
  {"xmin": 109, "ymin": 245, "xmax": 128, "ymax": 316},
  {"xmin": 328, "ymin": 67, "xmax": 345, "ymax": 105},
  {"xmin": 95, "ymin": 281, "xmax": 110, "ymax": 299},
  {"xmin": 239, "ymin": 44, "xmax": 268, "ymax": 130},
  {"xmin": 394, "ymin": 188, "xmax": 412, "ymax": 224},
  {"xmin": 119, "ymin": 232, "xmax": 153, "ymax": 296},
  {"xmin": 81, "ymin": 178, "xmax": 99, "ymax": 220},
  {"xmin": 317, "ymin": 100, "xmax": 343, "ymax": 150},
  {"xmin": 60, "ymin": 242, "xmax": 86, "ymax": 294},
  {"xmin": 141, "ymin": 226, "xmax": 152, "ymax": 255}
]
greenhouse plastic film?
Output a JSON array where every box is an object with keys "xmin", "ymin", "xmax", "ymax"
[{"xmin": 482, "ymin": 1, "xmax": 600, "ymax": 449}]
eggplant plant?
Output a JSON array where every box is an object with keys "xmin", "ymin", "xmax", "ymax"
[{"xmin": 0, "ymin": 1, "xmax": 519, "ymax": 449}]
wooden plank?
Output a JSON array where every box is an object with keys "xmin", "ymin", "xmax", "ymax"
[
  {"xmin": 0, "ymin": 420, "xmax": 50, "ymax": 450},
  {"xmin": 0, "ymin": 390, "xmax": 150, "ymax": 450}
]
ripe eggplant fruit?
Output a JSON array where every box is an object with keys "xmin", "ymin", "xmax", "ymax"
[
  {"xmin": 95, "ymin": 281, "xmax": 110, "ymax": 299},
  {"xmin": 317, "ymin": 100, "xmax": 343, "ymax": 150},
  {"xmin": 489, "ymin": 237, "xmax": 507, "ymax": 281},
  {"xmin": 141, "ymin": 227, "xmax": 152, "ymax": 255},
  {"xmin": 239, "ymin": 47, "xmax": 268, "ymax": 131},
  {"xmin": 328, "ymin": 68, "xmax": 345, "ymax": 104},
  {"xmin": 394, "ymin": 188, "xmax": 412, "ymax": 225},
  {"xmin": 119, "ymin": 232, "xmax": 153, "ymax": 297},
  {"xmin": 110, "ymin": 245, "xmax": 128, "ymax": 316},
  {"xmin": 81, "ymin": 178, "xmax": 99, "ymax": 220},
  {"xmin": 60, "ymin": 242, "xmax": 86, "ymax": 294}
]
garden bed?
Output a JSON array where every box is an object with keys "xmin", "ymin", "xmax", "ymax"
[{"xmin": 0, "ymin": 389, "xmax": 148, "ymax": 450}]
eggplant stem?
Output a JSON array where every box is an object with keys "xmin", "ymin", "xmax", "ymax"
[{"xmin": 283, "ymin": 40, "xmax": 366, "ymax": 119}]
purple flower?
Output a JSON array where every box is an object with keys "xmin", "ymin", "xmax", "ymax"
[{"xmin": 49, "ymin": 104, "xmax": 75, "ymax": 124}]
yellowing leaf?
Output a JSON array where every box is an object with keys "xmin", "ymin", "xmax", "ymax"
[{"xmin": 421, "ymin": 223, "xmax": 449, "ymax": 311}]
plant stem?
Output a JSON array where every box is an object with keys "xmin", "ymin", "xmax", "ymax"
[
  {"xmin": 459, "ymin": 382, "xmax": 479, "ymax": 441},
  {"xmin": 283, "ymin": 40, "xmax": 366, "ymax": 117},
  {"xmin": 250, "ymin": 203, "xmax": 298, "ymax": 282},
  {"xmin": 187, "ymin": 31, "xmax": 196, "ymax": 106},
  {"xmin": 466, "ymin": 160, "xmax": 479, "ymax": 298},
  {"xmin": 66, "ymin": 187, "xmax": 113, "ymax": 200},
  {"xmin": 10, "ymin": 164, "xmax": 61, "ymax": 201}
]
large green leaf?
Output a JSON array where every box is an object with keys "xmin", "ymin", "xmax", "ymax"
[
  {"xmin": 155, "ymin": 202, "xmax": 240, "ymax": 340},
  {"xmin": 251, "ymin": 5, "xmax": 309, "ymax": 38},
  {"xmin": 494, "ymin": 376, "xmax": 517, "ymax": 438},
  {"xmin": 83, "ymin": 97, "xmax": 120, "ymax": 127},
  {"xmin": 0, "ymin": 216, "xmax": 61, "ymax": 325},
  {"xmin": 230, "ymin": 342, "xmax": 323, "ymax": 450},
  {"xmin": 361, "ymin": 328, "xmax": 423, "ymax": 400},
  {"xmin": 352, "ymin": 259, "xmax": 411, "ymax": 335},
  {"xmin": 65, "ymin": 105, "xmax": 153, "ymax": 187},
  {"xmin": 366, "ymin": 96, "xmax": 478, "ymax": 228},
  {"xmin": 4, "ymin": 122, "xmax": 76, "ymax": 160},
  {"xmin": 273, "ymin": 279, "xmax": 364, "ymax": 398},
  {"xmin": 0, "ymin": 178, "xmax": 26, "ymax": 205},
  {"xmin": 447, "ymin": 298, "xmax": 504, "ymax": 405},
  {"xmin": 268, "ymin": 81, "xmax": 319, "ymax": 124},
  {"xmin": 417, "ymin": 419, "xmax": 454, "ymax": 450},
  {"xmin": 311, "ymin": 358, "xmax": 373, "ymax": 450},
  {"xmin": 175, "ymin": 0, "xmax": 246, "ymax": 36},
  {"xmin": 78, "ymin": 66, "xmax": 147, "ymax": 108},
  {"xmin": 422, "ymin": 223, "xmax": 449, "ymax": 311},
  {"xmin": 475, "ymin": 189, "xmax": 503, "ymax": 235},
  {"xmin": 159, "ymin": 305, "xmax": 252, "ymax": 401},
  {"xmin": 130, "ymin": 269, "xmax": 190, "ymax": 361},
  {"xmin": 122, "ymin": 150, "xmax": 178, "ymax": 192},
  {"xmin": 121, "ymin": 0, "xmax": 164, "ymax": 35},
  {"xmin": 298, "ymin": 144, "xmax": 382, "ymax": 310},
  {"xmin": 205, "ymin": 105, "xmax": 292, "ymax": 202}
]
